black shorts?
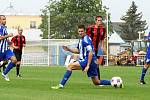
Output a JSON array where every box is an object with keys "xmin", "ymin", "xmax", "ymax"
[{"xmin": 13, "ymin": 49, "xmax": 22, "ymax": 61}]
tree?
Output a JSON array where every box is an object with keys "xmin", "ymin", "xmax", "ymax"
[
  {"xmin": 120, "ymin": 1, "xmax": 147, "ymax": 40},
  {"xmin": 39, "ymin": 8, "xmax": 49, "ymax": 39},
  {"xmin": 39, "ymin": 0, "xmax": 112, "ymax": 39}
]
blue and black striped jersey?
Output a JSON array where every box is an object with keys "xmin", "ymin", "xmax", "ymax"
[{"xmin": 0, "ymin": 25, "xmax": 8, "ymax": 53}]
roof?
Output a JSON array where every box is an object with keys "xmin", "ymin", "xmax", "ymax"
[{"xmin": 109, "ymin": 31, "xmax": 125, "ymax": 44}]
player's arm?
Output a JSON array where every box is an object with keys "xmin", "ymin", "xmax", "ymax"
[
  {"xmin": 84, "ymin": 45, "xmax": 93, "ymax": 72},
  {"xmin": 0, "ymin": 32, "xmax": 13, "ymax": 40},
  {"xmin": 62, "ymin": 45, "xmax": 79, "ymax": 54},
  {"xmin": 99, "ymin": 27, "xmax": 106, "ymax": 50},
  {"xmin": 23, "ymin": 36, "xmax": 26, "ymax": 47},
  {"xmin": 102, "ymin": 27, "xmax": 106, "ymax": 50},
  {"xmin": 23, "ymin": 44, "xmax": 26, "ymax": 47},
  {"xmin": 84, "ymin": 50, "xmax": 93, "ymax": 72},
  {"xmin": 12, "ymin": 42, "xmax": 19, "ymax": 49},
  {"xmin": 11, "ymin": 37, "xmax": 19, "ymax": 49},
  {"xmin": 0, "ymin": 27, "xmax": 12, "ymax": 40}
]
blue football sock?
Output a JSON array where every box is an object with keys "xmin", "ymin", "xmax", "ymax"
[
  {"xmin": 3, "ymin": 62, "xmax": 15, "ymax": 75},
  {"xmin": 60, "ymin": 70, "xmax": 72, "ymax": 86},
  {"xmin": 100, "ymin": 80, "xmax": 111, "ymax": 85},
  {"xmin": 140, "ymin": 67, "xmax": 148, "ymax": 81}
]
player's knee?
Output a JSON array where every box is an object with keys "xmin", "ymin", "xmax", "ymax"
[
  {"xmin": 13, "ymin": 60, "xmax": 17, "ymax": 64},
  {"xmin": 144, "ymin": 64, "xmax": 149, "ymax": 68},
  {"xmin": 12, "ymin": 59, "xmax": 17, "ymax": 64},
  {"xmin": 67, "ymin": 64, "xmax": 74, "ymax": 70}
]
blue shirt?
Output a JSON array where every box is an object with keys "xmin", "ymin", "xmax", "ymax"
[
  {"xmin": 146, "ymin": 42, "xmax": 150, "ymax": 55},
  {"xmin": 77, "ymin": 35, "xmax": 96, "ymax": 60},
  {"xmin": 0, "ymin": 25, "xmax": 8, "ymax": 53}
]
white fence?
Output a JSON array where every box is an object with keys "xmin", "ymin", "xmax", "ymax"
[
  {"xmin": 22, "ymin": 40, "xmax": 48, "ymax": 66},
  {"xmin": 22, "ymin": 39, "xmax": 78, "ymax": 66},
  {"xmin": 21, "ymin": 39, "xmax": 145, "ymax": 66}
]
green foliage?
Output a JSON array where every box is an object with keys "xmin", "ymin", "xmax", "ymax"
[
  {"xmin": 120, "ymin": 1, "xmax": 147, "ymax": 40},
  {"xmin": 39, "ymin": 0, "xmax": 112, "ymax": 39},
  {"xmin": 39, "ymin": 7, "xmax": 49, "ymax": 39}
]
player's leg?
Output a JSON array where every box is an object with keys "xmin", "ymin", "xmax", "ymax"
[
  {"xmin": 96, "ymin": 61, "xmax": 100, "ymax": 80},
  {"xmin": 60, "ymin": 62, "xmax": 81, "ymax": 86},
  {"xmin": 0, "ymin": 61, "xmax": 4, "ymax": 72},
  {"xmin": 2, "ymin": 55, "xmax": 17, "ymax": 81},
  {"xmin": 2, "ymin": 60, "xmax": 8, "ymax": 71},
  {"xmin": 89, "ymin": 60, "xmax": 111, "ymax": 86},
  {"xmin": 16, "ymin": 61, "xmax": 21, "ymax": 77},
  {"xmin": 2, "ymin": 50, "xmax": 17, "ymax": 76},
  {"xmin": 13, "ymin": 50, "xmax": 20, "ymax": 77},
  {"xmin": 91, "ymin": 76, "xmax": 111, "ymax": 85},
  {"xmin": 140, "ymin": 63, "xmax": 149, "ymax": 84},
  {"xmin": 16, "ymin": 52, "xmax": 22, "ymax": 77},
  {"xmin": 51, "ymin": 61, "xmax": 81, "ymax": 89},
  {"xmin": 64, "ymin": 55, "xmax": 77, "ymax": 67},
  {"xmin": 0, "ymin": 61, "xmax": 8, "ymax": 72},
  {"xmin": 96, "ymin": 49, "xmax": 102, "ymax": 80}
]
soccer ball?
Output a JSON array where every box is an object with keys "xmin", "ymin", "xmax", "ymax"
[{"xmin": 111, "ymin": 77, "xmax": 123, "ymax": 88}]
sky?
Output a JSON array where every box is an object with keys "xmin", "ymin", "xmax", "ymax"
[
  {"xmin": 103, "ymin": 0, "xmax": 150, "ymax": 30},
  {"xmin": 0, "ymin": 0, "xmax": 150, "ymax": 29},
  {"xmin": 0, "ymin": 0, "xmax": 49, "ymax": 15}
]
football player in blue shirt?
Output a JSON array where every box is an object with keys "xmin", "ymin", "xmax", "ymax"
[
  {"xmin": 0, "ymin": 15, "xmax": 17, "ymax": 81},
  {"xmin": 51, "ymin": 25, "xmax": 111, "ymax": 89},
  {"xmin": 140, "ymin": 32, "xmax": 150, "ymax": 84}
]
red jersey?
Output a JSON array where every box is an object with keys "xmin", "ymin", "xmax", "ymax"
[
  {"xmin": 86, "ymin": 25, "xmax": 106, "ymax": 52},
  {"xmin": 11, "ymin": 35, "xmax": 26, "ymax": 50}
]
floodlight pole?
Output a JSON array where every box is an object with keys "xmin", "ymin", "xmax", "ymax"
[
  {"xmin": 106, "ymin": 11, "xmax": 109, "ymax": 66},
  {"xmin": 48, "ymin": 0, "xmax": 50, "ymax": 66},
  {"xmin": 103, "ymin": 6, "xmax": 109, "ymax": 66},
  {"xmin": 138, "ymin": 31, "xmax": 144, "ymax": 40}
]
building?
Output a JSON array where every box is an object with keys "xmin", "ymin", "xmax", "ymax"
[
  {"xmin": 6, "ymin": 15, "xmax": 42, "ymax": 29},
  {"xmin": 4, "ymin": 15, "xmax": 43, "ymax": 41},
  {"xmin": 109, "ymin": 31, "xmax": 125, "ymax": 55}
]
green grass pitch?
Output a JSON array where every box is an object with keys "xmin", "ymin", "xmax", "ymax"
[{"xmin": 0, "ymin": 66, "xmax": 150, "ymax": 100}]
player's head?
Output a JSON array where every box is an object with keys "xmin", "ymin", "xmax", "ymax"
[
  {"xmin": 0, "ymin": 15, "xmax": 6, "ymax": 26},
  {"xmin": 95, "ymin": 16, "xmax": 103, "ymax": 26},
  {"xmin": 18, "ymin": 26, "xmax": 23, "ymax": 35},
  {"xmin": 78, "ymin": 25, "xmax": 85, "ymax": 37}
]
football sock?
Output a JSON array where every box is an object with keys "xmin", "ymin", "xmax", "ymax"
[
  {"xmin": 97, "ymin": 66, "xmax": 100, "ymax": 80},
  {"xmin": 100, "ymin": 80, "xmax": 111, "ymax": 85},
  {"xmin": 2, "ymin": 64, "xmax": 6, "ymax": 71},
  {"xmin": 60, "ymin": 70, "xmax": 72, "ymax": 86},
  {"xmin": 3, "ymin": 62, "xmax": 15, "ymax": 75},
  {"xmin": 140, "ymin": 67, "xmax": 148, "ymax": 81},
  {"xmin": 16, "ymin": 64, "xmax": 20, "ymax": 76}
]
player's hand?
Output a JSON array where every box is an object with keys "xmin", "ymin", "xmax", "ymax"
[
  {"xmin": 8, "ymin": 33, "xmax": 13, "ymax": 37},
  {"xmin": 14, "ymin": 46, "xmax": 19, "ymax": 49},
  {"xmin": 84, "ymin": 65, "xmax": 90, "ymax": 72},
  {"xmin": 23, "ymin": 44, "xmax": 26, "ymax": 47},
  {"xmin": 62, "ymin": 45, "xmax": 69, "ymax": 51}
]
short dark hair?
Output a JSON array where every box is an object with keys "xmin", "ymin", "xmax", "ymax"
[
  {"xmin": 0, "ymin": 15, "xmax": 5, "ymax": 19},
  {"xmin": 95, "ymin": 16, "xmax": 102, "ymax": 20},
  {"xmin": 78, "ymin": 24, "xmax": 85, "ymax": 30},
  {"xmin": 0, "ymin": 15, "xmax": 5, "ymax": 18}
]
